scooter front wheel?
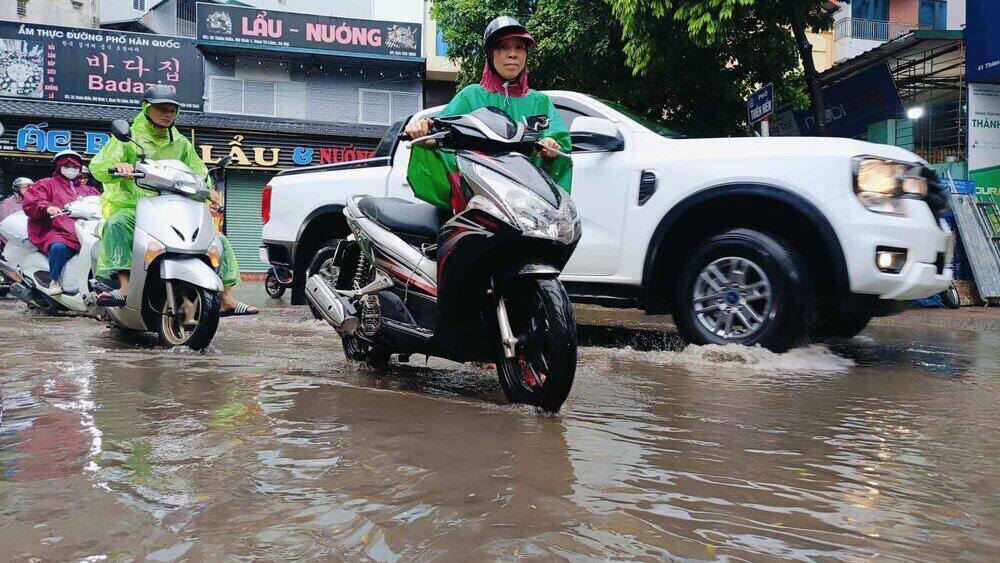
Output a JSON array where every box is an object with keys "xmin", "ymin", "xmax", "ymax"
[
  {"xmin": 496, "ymin": 278, "xmax": 577, "ymax": 413},
  {"xmin": 157, "ymin": 282, "xmax": 221, "ymax": 350}
]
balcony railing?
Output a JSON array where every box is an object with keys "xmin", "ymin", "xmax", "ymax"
[{"xmin": 834, "ymin": 17, "xmax": 929, "ymax": 43}]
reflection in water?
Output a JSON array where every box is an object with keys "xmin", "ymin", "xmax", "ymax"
[{"xmin": 0, "ymin": 299, "xmax": 998, "ymax": 560}]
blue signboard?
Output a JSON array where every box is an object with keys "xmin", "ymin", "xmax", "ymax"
[
  {"xmin": 967, "ymin": 0, "xmax": 1000, "ymax": 84},
  {"xmin": 788, "ymin": 62, "xmax": 903, "ymax": 138},
  {"xmin": 747, "ymin": 83, "xmax": 774, "ymax": 124}
]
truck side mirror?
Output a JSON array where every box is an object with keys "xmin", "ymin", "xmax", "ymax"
[
  {"xmin": 111, "ymin": 120, "xmax": 132, "ymax": 142},
  {"xmin": 569, "ymin": 117, "xmax": 625, "ymax": 152}
]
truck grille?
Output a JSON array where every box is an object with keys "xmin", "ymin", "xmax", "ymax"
[{"xmin": 920, "ymin": 166, "xmax": 948, "ymax": 223}]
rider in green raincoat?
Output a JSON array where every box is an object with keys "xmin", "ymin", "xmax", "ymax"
[
  {"xmin": 91, "ymin": 86, "xmax": 257, "ymax": 315},
  {"xmin": 406, "ymin": 16, "xmax": 572, "ymax": 210}
]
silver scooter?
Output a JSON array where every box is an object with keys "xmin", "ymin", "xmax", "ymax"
[
  {"xmin": 88, "ymin": 119, "xmax": 230, "ymax": 350},
  {"xmin": 0, "ymin": 196, "xmax": 102, "ymax": 314}
]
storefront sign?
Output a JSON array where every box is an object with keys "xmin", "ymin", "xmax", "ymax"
[
  {"xmin": 968, "ymin": 83, "xmax": 1000, "ymax": 204},
  {"xmin": 196, "ymin": 3, "xmax": 421, "ymax": 59},
  {"xmin": 196, "ymin": 133, "xmax": 376, "ymax": 169},
  {"xmin": 772, "ymin": 63, "xmax": 902, "ymax": 138},
  {"xmin": 0, "ymin": 119, "xmax": 110, "ymax": 157},
  {"xmin": 0, "ymin": 21, "xmax": 204, "ymax": 109},
  {"xmin": 0, "ymin": 118, "xmax": 375, "ymax": 170},
  {"xmin": 967, "ymin": 0, "xmax": 1000, "ymax": 84}
]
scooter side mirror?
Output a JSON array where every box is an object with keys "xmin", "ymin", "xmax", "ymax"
[{"xmin": 111, "ymin": 120, "xmax": 132, "ymax": 142}]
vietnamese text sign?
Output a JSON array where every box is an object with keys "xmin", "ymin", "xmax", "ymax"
[
  {"xmin": 0, "ymin": 20, "xmax": 204, "ymax": 109},
  {"xmin": 196, "ymin": 3, "xmax": 421, "ymax": 59},
  {"xmin": 968, "ymin": 83, "xmax": 1000, "ymax": 203},
  {"xmin": 747, "ymin": 83, "xmax": 773, "ymax": 125},
  {"xmin": 967, "ymin": 0, "xmax": 1000, "ymax": 84}
]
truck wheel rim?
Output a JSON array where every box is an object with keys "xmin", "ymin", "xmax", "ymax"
[{"xmin": 692, "ymin": 256, "xmax": 773, "ymax": 340}]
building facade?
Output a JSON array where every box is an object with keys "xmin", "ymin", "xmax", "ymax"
[
  {"xmin": 0, "ymin": 0, "xmax": 427, "ymax": 273},
  {"xmin": 0, "ymin": 0, "xmax": 100, "ymax": 28},
  {"xmin": 831, "ymin": 0, "xmax": 949, "ymax": 64}
]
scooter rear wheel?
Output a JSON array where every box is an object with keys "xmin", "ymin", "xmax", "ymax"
[
  {"xmin": 496, "ymin": 278, "xmax": 577, "ymax": 413},
  {"xmin": 157, "ymin": 282, "xmax": 221, "ymax": 350}
]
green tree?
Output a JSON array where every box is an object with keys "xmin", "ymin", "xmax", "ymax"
[{"xmin": 432, "ymin": 0, "xmax": 839, "ymax": 137}]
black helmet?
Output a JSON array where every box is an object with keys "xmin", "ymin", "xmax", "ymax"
[
  {"xmin": 142, "ymin": 85, "xmax": 180, "ymax": 107},
  {"xmin": 483, "ymin": 16, "xmax": 535, "ymax": 52}
]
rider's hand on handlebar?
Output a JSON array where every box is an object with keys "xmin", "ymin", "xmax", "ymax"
[
  {"xmin": 46, "ymin": 206, "xmax": 62, "ymax": 217},
  {"xmin": 404, "ymin": 118, "xmax": 434, "ymax": 140},
  {"xmin": 537, "ymin": 137, "xmax": 562, "ymax": 159},
  {"xmin": 114, "ymin": 163, "xmax": 135, "ymax": 177}
]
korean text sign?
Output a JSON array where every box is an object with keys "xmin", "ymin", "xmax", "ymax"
[
  {"xmin": 196, "ymin": 3, "xmax": 421, "ymax": 59},
  {"xmin": 0, "ymin": 20, "xmax": 204, "ymax": 110}
]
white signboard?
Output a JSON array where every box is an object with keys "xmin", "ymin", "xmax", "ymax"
[{"xmin": 968, "ymin": 83, "xmax": 1000, "ymax": 197}]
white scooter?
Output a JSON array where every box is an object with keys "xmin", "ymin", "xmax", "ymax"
[
  {"xmin": 85, "ymin": 119, "xmax": 230, "ymax": 350},
  {"xmin": 0, "ymin": 196, "xmax": 102, "ymax": 314}
]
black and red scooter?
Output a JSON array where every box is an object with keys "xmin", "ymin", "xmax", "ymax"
[{"xmin": 306, "ymin": 107, "xmax": 581, "ymax": 412}]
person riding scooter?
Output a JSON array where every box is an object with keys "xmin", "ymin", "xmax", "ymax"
[
  {"xmin": 21, "ymin": 151, "xmax": 100, "ymax": 295},
  {"xmin": 405, "ymin": 16, "xmax": 572, "ymax": 211},
  {"xmin": 90, "ymin": 85, "xmax": 258, "ymax": 317},
  {"xmin": 0, "ymin": 177, "xmax": 32, "ymax": 247}
]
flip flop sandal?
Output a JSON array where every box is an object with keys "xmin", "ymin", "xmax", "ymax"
[
  {"xmin": 221, "ymin": 302, "xmax": 259, "ymax": 317},
  {"xmin": 96, "ymin": 289, "xmax": 126, "ymax": 307}
]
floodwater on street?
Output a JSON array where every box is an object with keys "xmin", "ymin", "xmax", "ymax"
[{"xmin": 1, "ymin": 292, "xmax": 998, "ymax": 561}]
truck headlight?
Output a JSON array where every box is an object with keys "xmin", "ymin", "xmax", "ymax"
[{"xmin": 853, "ymin": 157, "xmax": 928, "ymax": 216}]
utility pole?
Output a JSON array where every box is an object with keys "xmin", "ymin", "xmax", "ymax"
[{"xmin": 787, "ymin": 1, "xmax": 828, "ymax": 136}]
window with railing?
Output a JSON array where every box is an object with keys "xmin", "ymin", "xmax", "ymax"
[
  {"xmin": 834, "ymin": 18, "xmax": 928, "ymax": 42},
  {"xmin": 919, "ymin": 0, "xmax": 947, "ymax": 30},
  {"xmin": 17, "ymin": 0, "xmax": 28, "ymax": 17},
  {"xmin": 133, "ymin": 0, "xmax": 146, "ymax": 11}
]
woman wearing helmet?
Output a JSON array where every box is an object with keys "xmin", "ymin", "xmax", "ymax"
[
  {"xmin": 0, "ymin": 177, "xmax": 33, "ymax": 247},
  {"xmin": 90, "ymin": 85, "xmax": 257, "ymax": 316},
  {"xmin": 405, "ymin": 16, "xmax": 572, "ymax": 211},
  {"xmin": 21, "ymin": 150, "xmax": 100, "ymax": 294}
]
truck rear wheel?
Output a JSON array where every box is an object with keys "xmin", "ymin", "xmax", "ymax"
[{"xmin": 674, "ymin": 228, "xmax": 811, "ymax": 353}]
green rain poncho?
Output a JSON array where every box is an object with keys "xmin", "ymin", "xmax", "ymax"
[
  {"xmin": 407, "ymin": 85, "xmax": 573, "ymax": 210},
  {"xmin": 91, "ymin": 104, "xmax": 240, "ymax": 286}
]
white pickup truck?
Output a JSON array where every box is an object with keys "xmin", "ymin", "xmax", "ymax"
[{"xmin": 261, "ymin": 90, "xmax": 952, "ymax": 351}]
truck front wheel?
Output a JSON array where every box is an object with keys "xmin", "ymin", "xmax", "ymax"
[{"xmin": 673, "ymin": 228, "xmax": 811, "ymax": 353}]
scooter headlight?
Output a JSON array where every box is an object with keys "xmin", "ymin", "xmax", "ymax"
[
  {"xmin": 207, "ymin": 237, "xmax": 223, "ymax": 270},
  {"xmin": 473, "ymin": 164, "xmax": 579, "ymax": 243}
]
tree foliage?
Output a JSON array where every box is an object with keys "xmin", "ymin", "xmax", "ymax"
[{"xmin": 431, "ymin": 0, "xmax": 839, "ymax": 136}]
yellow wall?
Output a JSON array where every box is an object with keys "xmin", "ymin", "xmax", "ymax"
[{"xmin": 807, "ymin": 29, "xmax": 836, "ymax": 72}]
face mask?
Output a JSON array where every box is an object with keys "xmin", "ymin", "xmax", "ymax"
[{"xmin": 61, "ymin": 167, "xmax": 81, "ymax": 180}]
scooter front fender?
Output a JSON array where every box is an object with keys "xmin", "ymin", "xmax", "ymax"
[{"xmin": 160, "ymin": 257, "xmax": 224, "ymax": 292}]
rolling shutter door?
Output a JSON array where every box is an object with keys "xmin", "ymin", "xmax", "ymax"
[{"xmin": 224, "ymin": 171, "xmax": 269, "ymax": 272}]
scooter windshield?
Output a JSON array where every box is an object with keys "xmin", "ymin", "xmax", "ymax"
[{"xmin": 466, "ymin": 107, "xmax": 519, "ymax": 139}]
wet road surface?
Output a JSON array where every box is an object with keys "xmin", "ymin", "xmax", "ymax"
[{"xmin": 1, "ymin": 291, "xmax": 998, "ymax": 560}]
